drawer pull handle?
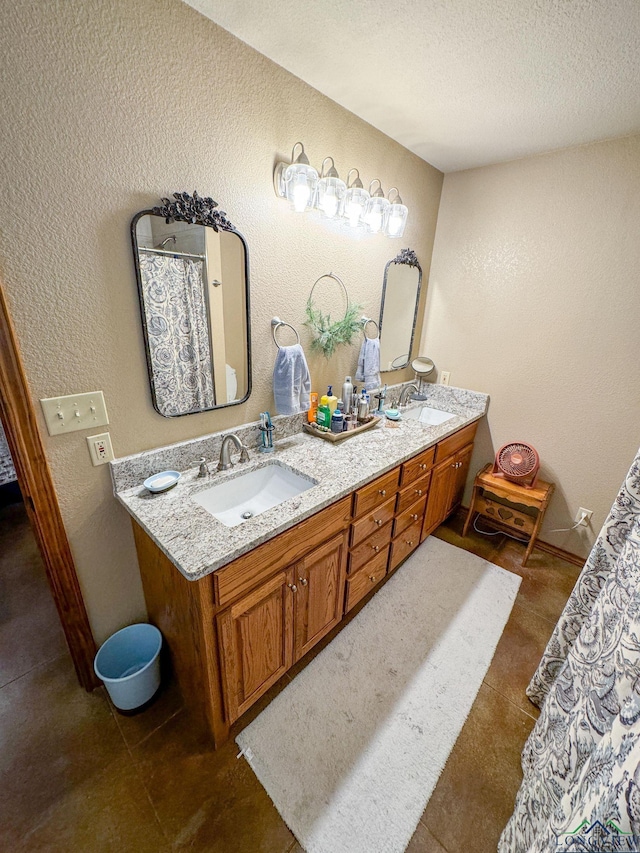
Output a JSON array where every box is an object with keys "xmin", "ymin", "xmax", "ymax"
[
  {"xmin": 369, "ymin": 575, "xmax": 376, "ymax": 583},
  {"xmin": 372, "ymin": 544, "xmax": 380, "ymax": 552},
  {"xmin": 288, "ymin": 583, "xmax": 298, "ymax": 593},
  {"xmin": 298, "ymin": 577, "xmax": 308, "ymax": 586},
  {"xmin": 379, "ymin": 489, "xmax": 387, "ymax": 496},
  {"xmin": 375, "ymin": 519, "xmax": 383, "ymax": 526},
  {"xmin": 411, "ymin": 514, "xmax": 419, "ymax": 520},
  {"xmin": 415, "ymin": 489, "xmax": 423, "ymax": 496}
]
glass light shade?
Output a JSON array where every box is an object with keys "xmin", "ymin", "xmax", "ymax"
[
  {"xmin": 342, "ymin": 186, "xmax": 370, "ymax": 228},
  {"xmin": 364, "ymin": 196, "xmax": 390, "ymax": 234},
  {"xmin": 384, "ymin": 202, "xmax": 408, "ymax": 238},
  {"xmin": 284, "ymin": 162, "xmax": 319, "ymax": 212},
  {"xmin": 317, "ymin": 176, "xmax": 347, "ymax": 219}
]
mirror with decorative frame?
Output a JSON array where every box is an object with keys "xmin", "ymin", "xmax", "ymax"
[
  {"xmin": 131, "ymin": 192, "xmax": 251, "ymax": 417},
  {"xmin": 378, "ymin": 248, "xmax": 422, "ymax": 371}
]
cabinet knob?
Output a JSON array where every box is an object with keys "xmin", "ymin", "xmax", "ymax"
[
  {"xmin": 375, "ymin": 519, "xmax": 383, "ymax": 526},
  {"xmin": 415, "ymin": 489, "xmax": 423, "ymax": 496},
  {"xmin": 372, "ymin": 544, "xmax": 380, "ymax": 552},
  {"xmin": 288, "ymin": 583, "xmax": 297, "ymax": 593},
  {"xmin": 369, "ymin": 575, "xmax": 376, "ymax": 583},
  {"xmin": 298, "ymin": 577, "xmax": 308, "ymax": 586},
  {"xmin": 411, "ymin": 514, "xmax": 419, "ymax": 521},
  {"xmin": 379, "ymin": 489, "xmax": 386, "ymax": 496},
  {"xmin": 406, "ymin": 540, "xmax": 414, "ymax": 546},
  {"xmin": 419, "ymin": 463, "xmax": 427, "ymax": 470}
]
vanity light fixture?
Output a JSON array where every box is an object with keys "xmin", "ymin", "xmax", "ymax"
[
  {"xmin": 364, "ymin": 180, "xmax": 390, "ymax": 234},
  {"xmin": 384, "ymin": 188, "xmax": 408, "ymax": 238},
  {"xmin": 342, "ymin": 169, "xmax": 370, "ymax": 229},
  {"xmin": 273, "ymin": 142, "xmax": 319, "ymax": 213},
  {"xmin": 316, "ymin": 157, "xmax": 347, "ymax": 219},
  {"xmin": 274, "ymin": 146, "xmax": 408, "ymax": 237}
]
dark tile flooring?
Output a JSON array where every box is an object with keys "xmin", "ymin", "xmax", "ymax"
[{"xmin": 0, "ymin": 489, "xmax": 582, "ymax": 852}]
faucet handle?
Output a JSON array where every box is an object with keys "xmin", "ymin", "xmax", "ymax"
[
  {"xmin": 193, "ymin": 457, "xmax": 209, "ymax": 478},
  {"xmin": 239, "ymin": 445, "xmax": 250, "ymax": 463}
]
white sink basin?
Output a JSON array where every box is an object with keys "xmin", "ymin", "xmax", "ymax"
[
  {"xmin": 193, "ymin": 462, "xmax": 316, "ymax": 527},
  {"xmin": 404, "ymin": 406, "xmax": 456, "ymax": 426}
]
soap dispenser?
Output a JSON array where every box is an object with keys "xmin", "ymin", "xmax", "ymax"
[{"xmin": 326, "ymin": 385, "xmax": 338, "ymax": 415}]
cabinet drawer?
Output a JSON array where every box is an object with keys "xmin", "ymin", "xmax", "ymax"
[
  {"xmin": 399, "ymin": 446, "xmax": 436, "ymax": 487},
  {"xmin": 345, "ymin": 548, "xmax": 389, "ymax": 612},
  {"xmin": 393, "ymin": 494, "xmax": 427, "ymax": 538},
  {"xmin": 352, "ymin": 468, "xmax": 400, "ymax": 518},
  {"xmin": 350, "ymin": 495, "xmax": 396, "ymax": 548},
  {"xmin": 214, "ymin": 496, "xmax": 352, "ymax": 606},
  {"xmin": 396, "ymin": 472, "xmax": 431, "ymax": 514},
  {"xmin": 348, "ymin": 521, "xmax": 393, "ymax": 575},
  {"xmin": 389, "ymin": 519, "xmax": 422, "ymax": 572},
  {"xmin": 434, "ymin": 421, "xmax": 478, "ymax": 463}
]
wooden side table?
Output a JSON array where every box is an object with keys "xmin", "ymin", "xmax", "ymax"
[{"xmin": 463, "ymin": 464, "xmax": 555, "ymax": 565}]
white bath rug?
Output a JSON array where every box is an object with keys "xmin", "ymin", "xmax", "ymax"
[{"xmin": 236, "ymin": 536, "xmax": 521, "ymax": 853}]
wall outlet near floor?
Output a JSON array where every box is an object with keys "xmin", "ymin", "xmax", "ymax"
[
  {"xmin": 440, "ymin": 371, "xmax": 451, "ymax": 386},
  {"xmin": 575, "ymin": 507, "xmax": 593, "ymax": 526},
  {"xmin": 87, "ymin": 432, "xmax": 114, "ymax": 466}
]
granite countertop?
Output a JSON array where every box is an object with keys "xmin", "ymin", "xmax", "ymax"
[{"xmin": 112, "ymin": 385, "xmax": 488, "ymax": 581}]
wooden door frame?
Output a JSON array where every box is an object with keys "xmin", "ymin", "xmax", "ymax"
[{"xmin": 0, "ymin": 276, "xmax": 98, "ymax": 690}]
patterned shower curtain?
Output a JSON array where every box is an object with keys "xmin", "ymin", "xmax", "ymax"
[
  {"xmin": 0, "ymin": 419, "xmax": 17, "ymax": 486},
  {"xmin": 500, "ymin": 447, "xmax": 640, "ymax": 852},
  {"xmin": 139, "ymin": 254, "xmax": 215, "ymax": 416}
]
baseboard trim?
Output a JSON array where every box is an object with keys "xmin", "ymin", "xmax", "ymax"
[{"xmin": 458, "ymin": 504, "xmax": 585, "ymax": 568}]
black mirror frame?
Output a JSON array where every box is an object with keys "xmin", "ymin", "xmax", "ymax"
[
  {"xmin": 378, "ymin": 247, "xmax": 422, "ymax": 371},
  {"xmin": 130, "ymin": 192, "xmax": 252, "ymax": 417}
]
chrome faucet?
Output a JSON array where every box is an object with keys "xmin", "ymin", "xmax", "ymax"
[
  {"xmin": 398, "ymin": 383, "xmax": 419, "ymax": 407},
  {"xmin": 217, "ymin": 434, "xmax": 250, "ymax": 472}
]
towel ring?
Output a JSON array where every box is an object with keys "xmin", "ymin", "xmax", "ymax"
[
  {"xmin": 309, "ymin": 272, "xmax": 348, "ymax": 306},
  {"xmin": 361, "ymin": 316, "xmax": 379, "ymax": 339},
  {"xmin": 271, "ymin": 316, "xmax": 300, "ymax": 348}
]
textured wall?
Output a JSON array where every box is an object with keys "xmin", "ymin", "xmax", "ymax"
[
  {"xmin": 421, "ymin": 134, "xmax": 640, "ymax": 557},
  {"xmin": 0, "ymin": 0, "xmax": 443, "ymax": 642}
]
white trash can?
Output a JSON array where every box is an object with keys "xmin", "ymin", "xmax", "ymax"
[{"xmin": 94, "ymin": 623, "xmax": 162, "ymax": 711}]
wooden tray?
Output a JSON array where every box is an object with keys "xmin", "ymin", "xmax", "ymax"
[{"xmin": 303, "ymin": 415, "xmax": 382, "ymax": 443}]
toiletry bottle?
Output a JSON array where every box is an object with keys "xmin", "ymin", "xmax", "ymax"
[
  {"xmin": 357, "ymin": 391, "xmax": 369, "ymax": 422},
  {"xmin": 341, "ymin": 376, "xmax": 353, "ymax": 414},
  {"xmin": 331, "ymin": 410, "xmax": 344, "ymax": 434},
  {"xmin": 316, "ymin": 393, "xmax": 331, "ymax": 428},
  {"xmin": 308, "ymin": 392, "xmax": 319, "ymax": 423},
  {"xmin": 326, "ymin": 385, "xmax": 338, "ymax": 415}
]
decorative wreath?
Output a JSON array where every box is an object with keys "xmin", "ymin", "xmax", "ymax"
[{"xmin": 304, "ymin": 273, "xmax": 362, "ymax": 359}]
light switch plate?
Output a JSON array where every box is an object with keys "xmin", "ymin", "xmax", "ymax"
[
  {"xmin": 40, "ymin": 391, "xmax": 109, "ymax": 436},
  {"xmin": 87, "ymin": 432, "xmax": 114, "ymax": 466}
]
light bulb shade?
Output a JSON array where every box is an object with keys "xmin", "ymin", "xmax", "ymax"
[
  {"xmin": 364, "ymin": 196, "xmax": 390, "ymax": 233},
  {"xmin": 284, "ymin": 162, "xmax": 319, "ymax": 212},
  {"xmin": 342, "ymin": 186, "xmax": 370, "ymax": 228},
  {"xmin": 316, "ymin": 176, "xmax": 347, "ymax": 219},
  {"xmin": 384, "ymin": 202, "xmax": 408, "ymax": 238}
]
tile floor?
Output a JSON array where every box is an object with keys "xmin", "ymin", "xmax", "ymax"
[{"xmin": 0, "ymin": 488, "xmax": 582, "ymax": 852}]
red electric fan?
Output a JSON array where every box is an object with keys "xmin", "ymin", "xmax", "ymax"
[{"xmin": 492, "ymin": 443, "xmax": 540, "ymax": 489}]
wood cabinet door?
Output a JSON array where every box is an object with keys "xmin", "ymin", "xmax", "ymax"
[
  {"xmin": 217, "ymin": 569, "xmax": 295, "ymax": 724},
  {"xmin": 293, "ymin": 532, "xmax": 348, "ymax": 663},
  {"xmin": 422, "ymin": 456, "xmax": 455, "ymax": 540},
  {"xmin": 449, "ymin": 444, "xmax": 473, "ymax": 515}
]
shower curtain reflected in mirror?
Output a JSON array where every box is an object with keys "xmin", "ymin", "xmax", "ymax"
[{"xmin": 138, "ymin": 254, "xmax": 214, "ymax": 416}]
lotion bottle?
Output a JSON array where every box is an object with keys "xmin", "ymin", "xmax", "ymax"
[{"xmin": 326, "ymin": 385, "xmax": 338, "ymax": 415}]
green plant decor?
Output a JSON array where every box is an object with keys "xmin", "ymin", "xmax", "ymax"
[{"xmin": 304, "ymin": 298, "xmax": 363, "ymax": 359}]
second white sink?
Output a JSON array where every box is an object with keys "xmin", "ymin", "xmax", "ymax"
[
  {"xmin": 404, "ymin": 406, "xmax": 456, "ymax": 426},
  {"xmin": 193, "ymin": 461, "xmax": 316, "ymax": 527}
]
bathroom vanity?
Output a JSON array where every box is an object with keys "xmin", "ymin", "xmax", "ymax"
[{"xmin": 113, "ymin": 388, "xmax": 487, "ymax": 746}]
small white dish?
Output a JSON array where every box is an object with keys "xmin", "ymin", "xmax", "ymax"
[{"xmin": 144, "ymin": 471, "xmax": 181, "ymax": 493}]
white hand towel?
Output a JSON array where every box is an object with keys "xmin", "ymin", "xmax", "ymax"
[
  {"xmin": 355, "ymin": 337, "xmax": 381, "ymax": 391},
  {"xmin": 273, "ymin": 343, "xmax": 311, "ymax": 415}
]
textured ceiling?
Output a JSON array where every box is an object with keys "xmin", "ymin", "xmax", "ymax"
[{"xmin": 183, "ymin": 0, "xmax": 640, "ymax": 172}]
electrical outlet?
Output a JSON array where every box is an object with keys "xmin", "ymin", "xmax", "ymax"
[
  {"xmin": 87, "ymin": 432, "xmax": 114, "ymax": 466},
  {"xmin": 575, "ymin": 507, "xmax": 593, "ymax": 526},
  {"xmin": 440, "ymin": 371, "xmax": 451, "ymax": 386}
]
